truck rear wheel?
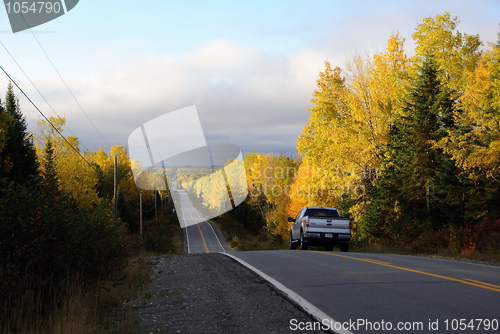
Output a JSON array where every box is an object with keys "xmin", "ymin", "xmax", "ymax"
[
  {"xmin": 340, "ymin": 244, "xmax": 349, "ymax": 252},
  {"xmin": 300, "ymin": 231, "xmax": 308, "ymax": 250}
]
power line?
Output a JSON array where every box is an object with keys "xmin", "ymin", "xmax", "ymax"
[
  {"xmin": 142, "ymin": 205, "xmax": 156, "ymax": 213},
  {"xmin": 21, "ymin": 18, "xmax": 112, "ymax": 150},
  {"xmin": 0, "ymin": 41, "xmax": 90, "ymax": 152},
  {"xmin": 0, "ymin": 66, "xmax": 99, "ymax": 174}
]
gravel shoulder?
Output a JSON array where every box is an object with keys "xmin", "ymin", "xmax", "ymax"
[{"xmin": 122, "ymin": 253, "xmax": 329, "ymax": 334}]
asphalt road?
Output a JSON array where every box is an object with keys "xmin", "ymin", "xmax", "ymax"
[
  {"xmin": 231, "ymin": 250, "xmax": 500, "ymax": 334},
  {"xmin": 177, "ymin": 190, "xmax": 228, "ymax": 254},
  {"xmin": 178, "ymin": 192, "xmax": 500, "ymax": 333}
]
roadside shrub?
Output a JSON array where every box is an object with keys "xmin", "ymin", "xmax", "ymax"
[
  {"xmin": 476, "ymin": 217, "xmax": 500, "ymax": 255},
  {"xmin": 142, "ymin": 220, "xmax": 183, "ymax": 254},
  {"xmin": 0, "ymin": 177, "xmax": 128, "ymax": 318},
  {"xmin": 143, "ymin": 230, "xmax": 172, "ymax": 254}
]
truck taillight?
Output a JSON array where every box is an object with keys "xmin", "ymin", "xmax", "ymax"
[
  {"xmin": 305, "ymin": 219, "xmax": 309, "ymax": 227},
  {"xmin": 349, "ymin": 221, "xmax": 352, "ymax": 229}
]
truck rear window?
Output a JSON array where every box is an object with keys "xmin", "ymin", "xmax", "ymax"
[{"xmin": 304, "ymin": 208, "xmax": 339, "ymax": 217}]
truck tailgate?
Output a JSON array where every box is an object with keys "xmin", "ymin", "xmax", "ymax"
[{"xmin": 307, "ymin": 216, "xmax": 350, "ymax": 230}]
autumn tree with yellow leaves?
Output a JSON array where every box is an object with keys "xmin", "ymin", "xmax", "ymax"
[
  {"xmin": 34, "ymin": 116, "xmax": 143, "ymax": 230},
  {"xmin": 35, "ymin": 116, "xmax": 99, "ymax": 210},
  {"xmin": 411, "ymin": 12, "xmax": 482, "ymax": 94},
  {"xmin": 285, "ymin": 13, "xmax": 499, "ymax": 253},
  {"xmin": 293, "ymin": 32, "xmax": 409, "ymax": 240}
]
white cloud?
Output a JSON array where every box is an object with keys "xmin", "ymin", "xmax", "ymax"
[
  {"xmin": 184, "ymin": 39, "xmax": 241, "ymax": 72},
  {"xmin": 16, "ymin": 39, "xmax": 327, "ymax": 157}
]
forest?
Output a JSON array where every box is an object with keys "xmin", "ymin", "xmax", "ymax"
[
  {"xmin": 226, "ymin": 13, "xmax": 500, "ymax": 258},
  {"xmin": 0, "ymin": 81, "xmax": 166, "ymax": 331}
]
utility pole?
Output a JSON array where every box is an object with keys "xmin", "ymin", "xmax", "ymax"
[
  {"xmin": 140, "ymin": 191, "xmax": 142, "ymax": 236},
  {"xmin": 155, "ymin": 189, "xmax": 157, "ymax": 224},
  {"xmin": 114, "ymin": 154, "xmax": 117, "ymax": 223}
]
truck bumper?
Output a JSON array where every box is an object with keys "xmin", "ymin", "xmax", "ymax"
[{"xmin": 304, "ymin": 232, "xmax": 351, "ymax": 245}]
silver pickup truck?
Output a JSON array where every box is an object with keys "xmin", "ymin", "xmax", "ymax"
[{"xmin": 288, "ymin": 206, "xmax": 351, "ymax": 252}]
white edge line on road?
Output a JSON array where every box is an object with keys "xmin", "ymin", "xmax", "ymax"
[
  {"xmin": 185, "ymin": 226, "xmax": 190, "ymax": 254},
  {"xmin": 206, "ymin": 220, "xmax": 226, "ymax": 252},
  {"xmin": 221, "ymin": 253, "xmax": 354, "ymax": 334}
]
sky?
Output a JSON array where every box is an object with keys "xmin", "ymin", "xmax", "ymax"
[{"xmin": 0, "ymin": 0, "xmax": 499, "ymax": 158}]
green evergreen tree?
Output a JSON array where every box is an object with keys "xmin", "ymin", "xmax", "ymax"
[
  {"xmin": 0, "ymin": 99, "xmax": 14, "ymax": 154},
  {"xmin": 0, "ymin": 82, "xmax": 39, "ymax": 184},
  {"xmin": 362, "ymin": 54, "xmax": 462, "ymax": 243},
  {"xmin": 41, "ymin": 137, "xmax": 59, "ymax": 195},
  {"xmin": 117, "ymin": 186, "xmax": 136, "ymax": 232}
]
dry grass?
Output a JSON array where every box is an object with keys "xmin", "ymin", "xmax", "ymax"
[
  {"xmin": 0, "ymin": 253, "xmax": 150, "ymax": 334},
  {"xmin": 2, "ymin": 278, "xmax": 101, "ymax": 334},
  {"xmin": 0, "ymin": 206, "xmax": 185, "ymax": 334},
  {"xmin": 0, "ymin": 214, "xmax": 185, "ymax": 334}
]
